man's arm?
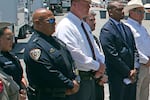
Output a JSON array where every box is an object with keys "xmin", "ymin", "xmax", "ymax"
[{"xmin": 56, "ymin": 23, "xmax": 100, "ymax": 71}]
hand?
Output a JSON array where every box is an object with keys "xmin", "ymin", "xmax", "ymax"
[
  {"xmin": 19, "ymin": 89, "xmax": 27, "ymax": 100},
  {"xmin": 95, "ymin": 62, "xmax": 106, "ymax": 78},
  {"xmin": 65, "ymin": 80, "xmax": 79, "ymax": 95},
  {"xmin": 98, "ymin": 74, "xmax": 108, "ymax": 86},
  {"xmin": 129, "ymin": 69, "xmax": 137, "ymax": 83},
  {"xmin": 144, "ymin": 58, "xmax": 150, "ymax": 67}
]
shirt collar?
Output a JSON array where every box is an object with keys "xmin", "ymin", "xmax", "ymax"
[
  {"xmin": 127, "ymin": 17, "xmax": 141, "ymax": 27},
  {"xmin": 34, "ymin": 30, "xmax": 53, "ymax": 40},
  {"xmin": 110, "ymin": 18, "xmax": 121, "ymax": 26},
  {"xmin": 67, "ymin": 12, "xmax": 82, "ymax": 26}
]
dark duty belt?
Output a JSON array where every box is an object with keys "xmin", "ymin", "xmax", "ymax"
[
  {"xmin": 27, "ymin": 85, "xmax": 66, "ymax": 98},
  {"xmin": 79, "ymin": 70, "xmax": 94, "ymax": 80},
  {"xmin": 38, "ymin": 88, "xmax": 66, "ymax": 97}
]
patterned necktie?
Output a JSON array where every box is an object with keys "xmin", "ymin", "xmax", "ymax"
[{"xmin": 81, "ymin": 22, "xmax": 96, "ymax": 60}]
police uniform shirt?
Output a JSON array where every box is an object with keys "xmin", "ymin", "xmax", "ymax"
[
  {"xmin": 24, "ymin": 30, "xmax": 75, "ymax": 89},
  {"xmin": 0, "ymin": 51, "xmax": 23, "ymax": 88}
]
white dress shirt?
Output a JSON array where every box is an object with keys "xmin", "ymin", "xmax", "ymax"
[
  {"xmin": 56, "ymin": 12, "xmax": 105, "ymax": 71},
  {"xmin": 125, "ymin": 18, "xmax": 150, "ymax": 64}
]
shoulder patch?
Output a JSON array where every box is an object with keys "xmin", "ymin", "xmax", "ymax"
[{"xmin": 30, "ymin": 48, "xmax": 41, "ymax": 60}]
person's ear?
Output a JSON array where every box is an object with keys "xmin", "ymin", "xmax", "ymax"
[
  {"xmin": 108, "ymin": 9, "xmax": 113, "ymax": 16},
  {"xmin": 34, "ymin": 19, "xmax": 42, "ymax": 25},
  {"xmin": 36, "ymin": 20, "xmax": 42, "ymax": 25}
]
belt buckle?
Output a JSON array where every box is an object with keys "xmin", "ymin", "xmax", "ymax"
[
  {"xmin": 74, "ymin": 69, "xmax": 79, "ymax": 76},
  {"xmin": 90, "ymin": 76, "xmax": 93, "ymax": 80}
]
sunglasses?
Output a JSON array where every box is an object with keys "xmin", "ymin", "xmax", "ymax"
[
  {"xmin": 89, "ymin": 19, "xmax": 95, "ymax": 21},
  {"xmin": 1, "ymin": 34, "xmax": 15, "ymax": 42},
  {"xmin": 6, "ymin": 36, "xmax": 14, "ymax": 41},
  {"xmin": 135, "ymin": 10, "xmax": 145, "ymax": 15},
  {"xmin": 132, "ymin": 9, "xmax": 145, "ymax": 15},
  {"xmin": 46, "ymin": 18, "xmax": 55, "ymax": 24}
]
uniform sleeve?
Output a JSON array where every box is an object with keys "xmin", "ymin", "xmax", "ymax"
[{"xmin": 26, "ymin": 47, "xmax": 74, "ymax": 89}]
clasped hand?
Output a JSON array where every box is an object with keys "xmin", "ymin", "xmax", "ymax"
[
  {"xmin": 94, "ymin": 62, "xmax": 107, "ymax": 85},
  {"xmin": 19, "ymin": 89, "xmax": 27, "ymax": 100},
  {"xmin": 95, "ymin": 62, "xmax": 106, "ymax": 78},
  {"xmin": 65, "ymin": 80, "xmax": 79, "ymax": 95},
  {"xmin": 129, "ymin": 69, "xmax": 137, "ymax": 83}
]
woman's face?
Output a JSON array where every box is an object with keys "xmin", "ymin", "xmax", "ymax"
[{"xmin": 0, "ymin": 28, "xmax": 14, "ymax": 52}]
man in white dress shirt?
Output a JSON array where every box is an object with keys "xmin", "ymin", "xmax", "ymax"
[
  {"xmin": 56, "ymin": 0, "xmax": 105, "ymax": 100},
  {"xmin": 124, "ymin": 0, "xmax": 150, "ymax": 100}
]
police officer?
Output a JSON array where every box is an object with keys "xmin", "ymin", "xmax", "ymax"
[
  {"xmin": 0, "ymin": 22, "xmax": 27, "ymax": 100},
  {"xmin": 24, "ymin": 8, "xmax": 79, "ymax": 100}
]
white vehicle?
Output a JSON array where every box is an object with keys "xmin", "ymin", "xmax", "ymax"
[{"xmin": 62, "ymin": 0, "xmax": 71, "ymax": 11}]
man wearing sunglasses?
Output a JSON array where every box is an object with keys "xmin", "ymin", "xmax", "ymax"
[
  {"xmin": 124, "ymin": 0, "xmax": 150, "ymax": 100},
  {"xmin": 24, "ymin": 8, "xmax": 79, "ymax": 100}
]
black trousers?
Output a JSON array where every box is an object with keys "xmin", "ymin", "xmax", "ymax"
[
  {"xmin": 66, "ymin": 79, "xmax": 96, "ymax": 100},
  {"xmin": 95, "ymin": 83, "xmax": 104, "ymax": 100},
  {"xmin": 27, "ymin": 87, "xmax": 66, "ymax": 100},
  {"xmin": 28, "ymin": 94, "xmax": 66, "ymax": 100},
  {"xmin": 109, "ymin": 80, "xmax": 136, "ymax": 100}
]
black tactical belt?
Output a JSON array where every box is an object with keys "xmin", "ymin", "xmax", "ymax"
[
  {"xmin": 39, "ymin": 88, "xmax": 66, "ymax": 97},
  {"xmin": 79, "ymin": 70, "xmax": 94, "ymax": 80}
]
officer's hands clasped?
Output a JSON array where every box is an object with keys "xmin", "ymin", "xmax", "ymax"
[{"xmin": 19, "ymin": 89, "xmax": 27, "ymax": 100}]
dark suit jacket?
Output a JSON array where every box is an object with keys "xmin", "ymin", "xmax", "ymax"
[{"xmin": 100, "ymin": 19, "xmax": 138, "ymax": 81}]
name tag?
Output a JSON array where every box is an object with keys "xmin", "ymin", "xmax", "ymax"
[{"xmin": 4, "ymin": 61, "xmax": 12, "ymax": 65}]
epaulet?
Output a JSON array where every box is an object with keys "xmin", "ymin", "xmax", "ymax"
[
  {"xmin": 9, "ymin": 52, "xmax": 20, "ymax": 60},
  {"xmin": 29, "ymin": 31, "xmax": 40, "ymax": 43},
  {"xmin": 32, "ymin": 37, "xmax": 39, "ymax": 43}
]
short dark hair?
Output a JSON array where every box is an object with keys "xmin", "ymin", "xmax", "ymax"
[
  {"xmin": 71, "ymin": 0, "xmax": 80, "ymax": 4},
  {"xmin": 83, "ymin": 10, "xmax": 96, "ymax": 21},
  {"xmin": 107, "ymin": 1, "xmax": 123, "ymax": 11},
  {"xmin": 0, "ymin": 27, "xmax": 9, "ymax": 37},
  {"xmin": 107, "ymin": 1, "xmax": 116, "ymax": 11}
]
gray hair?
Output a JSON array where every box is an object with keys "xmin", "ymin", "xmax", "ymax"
[{"xmin": 83, "ymin": 10, "xmax": 96, "ymax": 21}]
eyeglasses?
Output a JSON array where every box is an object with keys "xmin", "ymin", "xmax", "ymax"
[
  {"xmin": 5, "ymin": 35, "xmax": 14, "ymax": 41},
  {"xmin": 89, "ymin": 19, "xmax": 95, "ymax": 21},
  {"xmin": 133, "ymin": 10, "xmax": 145, "ymax": 15},
  {"xmin": 46, "ymin": 18, "xmax": 55, "ymax": 24},
  {"xmin": 2, "ymin": 34, "xmax": 15, "ymax": 41}
]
